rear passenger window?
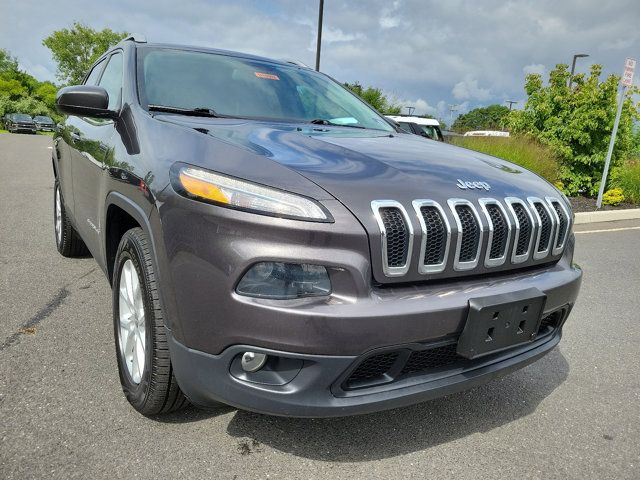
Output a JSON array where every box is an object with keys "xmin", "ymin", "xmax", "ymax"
[{"xmin": 99, "ymin": 52, "xmax": 124, "ymax": 110}]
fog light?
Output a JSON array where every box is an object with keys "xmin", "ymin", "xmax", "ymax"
[
  {"xmin": 236, "ymin": 262, "xmax": 331, "ymax": 299},
  {"xmin": 241, "ymin": 352, "xmax": 267, "ymax": 372}
]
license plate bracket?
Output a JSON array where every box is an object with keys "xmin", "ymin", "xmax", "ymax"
[{"xmin": 457, "ymin": 288, "xmax": 546, "ymax": 359}]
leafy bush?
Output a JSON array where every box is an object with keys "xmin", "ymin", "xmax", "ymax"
[
  {"xmin": 611, "ymin": 159, "xmax": 640, "ymax": 203},
  {"xmin": 449, "ymin": 135, "xmax": 560, "ymax": 184},
  {"xmin": 601, "ymin": 188, "xmax": 625, "ymax": 205},
  {"xmin": 508, "ymin": 64, "xmax": 640, "ymax": 196}
]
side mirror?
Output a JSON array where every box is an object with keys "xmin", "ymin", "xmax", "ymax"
[{"xmin": 56, "ymin": 85, "xmax": 116, "ymax": 118}]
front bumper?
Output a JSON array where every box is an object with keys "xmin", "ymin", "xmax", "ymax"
[{"xmin": 170, "ymin": 324, "xmax": 564, "ymax": 417}]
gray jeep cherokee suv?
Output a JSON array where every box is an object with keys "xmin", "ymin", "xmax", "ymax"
[{"xmin": 53, "ymin": 37, "xmax": 582, "ymax": 417}]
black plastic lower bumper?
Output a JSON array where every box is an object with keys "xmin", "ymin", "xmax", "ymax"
[{"xmin": 169, "ymin": 328, "xmax": 563, "ymax": 418}]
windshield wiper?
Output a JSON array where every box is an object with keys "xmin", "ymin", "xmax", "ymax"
[
  {"xmin": 148, "ymin": 104, "xmax": 224, "ymax": 118},
  {"xmin": 309, "ymin": 118, "xmax": 366, "ymax": 129}
]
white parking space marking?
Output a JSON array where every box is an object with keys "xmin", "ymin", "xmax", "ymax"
[{"xmin": 575, "ymin": 226, "xmax": 640, "ymax": 234}]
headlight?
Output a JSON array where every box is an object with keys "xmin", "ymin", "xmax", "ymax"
[
  {"xmin": 236, "ymin": 262, "xmax": 331, "ymax": 299},
  {"xmin": 171, "ymin": 164, "xmax": 331, "ymax": 222}
]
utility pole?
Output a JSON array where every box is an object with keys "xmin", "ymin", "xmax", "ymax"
[
  {"xmin": 404, "ymin": 106, "xmax": 415, "ymax": 116},
  {"xmin": 568, "ymin": 53, "xmax": 589, "ymax": 89},
  {"xmin": 315, "ymin": 0, "xmax": 324, "ymax": 71},
  {"xmin": 505, "ymin": 100, "xmax": 517, "ymax": 110},
  {"xmin": 449, "ymin": 104, "xmax": 459, "ymax": 128}
]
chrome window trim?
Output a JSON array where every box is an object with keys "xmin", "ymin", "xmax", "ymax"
[
  {"xmin": 371, "ymin": 200, "xmax": 414, "ymax": 277},
  {"xmin": 546, "ymin": 196, "xmax": 571, "ymax": 255},
  {"xmin": 447, "ymin": 199, "xmax": 484, "ymax": 271},
  {"xmin": 527, "ymin": 196, "xmax": 554, "ymax": 260},
  {"xmin": 504, "ymin": 197, "xmax": 535, "ymax": 264},
  {"xmin": 478, "ymin": 198, "xmax": 512, "ymax": 268},
  {"xmin": 412, "ymin": 200, "xmax": 451, "ymax": 274}
]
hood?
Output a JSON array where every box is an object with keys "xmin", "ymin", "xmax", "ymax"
[{"xmin": 156, "ymin": 116, "xmax": 560, "ymax": 214}]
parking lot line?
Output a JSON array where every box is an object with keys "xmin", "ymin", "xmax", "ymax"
[{"xmin": 574, "ymin": 226, "xmax": 640, "ymax": 234}]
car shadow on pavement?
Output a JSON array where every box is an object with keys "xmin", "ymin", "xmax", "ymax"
[{"xmin": 224, "ymin": 348, "xmax": 569, "ymax": 461}]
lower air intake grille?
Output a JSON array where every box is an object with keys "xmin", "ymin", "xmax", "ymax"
[
  {"xmin": 420, "ymin": 206, "xmax": 447, "ymax": 265},
  {"xmin": 345, "ymin": 351, "xmax": 399, "ymax": 384},
  {"xmin": 379, "ymin": 207, "xmax": 409, "ymax": 267},
  {"xmin": 400, "ymin": 343, "xmax": 459, "ymax": 375},
  {"xmin": 455, "ymin": 205, "xmax": 480, "ymax": 262},
  {"xmin": 486, "ymin": 204, "xmax": 508, "ymax": 259},
  {"xmin": 534, "ymin": 202, "xmax": 552, "ymax": 252},
  {"xmin": 513, "ymin": 203, "xmax": 532, "ymax": 255}
]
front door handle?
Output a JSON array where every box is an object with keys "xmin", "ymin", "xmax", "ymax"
[{"xmin": 70, "ymin": 132, "xmax": 82, "ymax": 142}]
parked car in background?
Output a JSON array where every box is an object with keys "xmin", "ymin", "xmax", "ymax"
[
  {"xmin": 464, "ymin": 130, "xmax": 510, "ymax": 137},
  {"xmin": 6, "ymin": 113, "xmax": 37, "ymax": 134},
  {"xmin": 34, "ymin": 115, "xmax": 56, "ymax": 132},
  {"xmin": 386, "ymin": 115, "xmax": 444, "ymax": 141},
  {"xmin": 53, "ymin": 37, "xmax": 581, "ymax": 418}
]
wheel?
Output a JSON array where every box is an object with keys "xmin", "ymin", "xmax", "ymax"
[
  {"xmin": 113, "ymin": 227, "xmax": 187, "ymax": 415},
  {"xmin": 54, "ymin": 180, "xmax": 89, "ymax": 257}
]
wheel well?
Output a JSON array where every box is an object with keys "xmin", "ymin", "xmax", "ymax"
[{"xmin": 106, "ymin": 204, "xmax": 141, "ymax": 284}]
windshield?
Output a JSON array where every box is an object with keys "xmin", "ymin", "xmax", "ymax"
[
  {"xmin": 14, "ymin": 114, "xmax": 32, "ymax": 122},
  {"xmin": 34, "ymin": 116, "xmax": 52, "ymax": 122},
  {"xmin": 137, "ymin": 47, "xmax": 393, "ymax": 132}
]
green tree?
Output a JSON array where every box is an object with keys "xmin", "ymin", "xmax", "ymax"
[
  {"xmin": 508, "ymin": 64, "xmax": 640, "ymax": 196},
  {"xmin": 43, "ymin": 22, "xmax": 128, "ymax": 85},
  {"xmin": 344, "ymin": 82, "xmax": 402, "ymax": 114},
  {"xmin": 452, "ymin": 104, "xmax": 510, "ymax": 132},
  {"xmin": 0, "ymin": 49, "xmax": 19, "ymax": 73}
]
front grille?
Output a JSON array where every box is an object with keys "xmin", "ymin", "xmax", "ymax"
[
  {"xmin": 371, "ymin": 197, "xmax": 570, "ymax": 279},
  {"xmin": 420, "ymin": 206, "xmax": 447, "ymax": 265},
  {"xmin": 379, "ymin": 207, "xmax": 409, "ymax": 267},
  {"xmin": 343, "ymin": 308, "xmax": 567, "ymax": 391},
  {"xmin": 455, "ymin": 205, "xmax": 480, "ymax": 262},
  {"xmin": 533, "ymin": 202, "xmax": 552, "ymax": 253}
]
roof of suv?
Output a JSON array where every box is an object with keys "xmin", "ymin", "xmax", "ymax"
[{"xmin": 120, "ymin": 37, "xmax": 304, "ymax": 69}]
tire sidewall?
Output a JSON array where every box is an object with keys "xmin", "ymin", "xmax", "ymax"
[{"xmin": 112, "ymin": 232, "xmax": 155, "ymax": 410}]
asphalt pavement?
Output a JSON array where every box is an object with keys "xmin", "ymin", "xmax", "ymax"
[{"xmin": 1, "ymin": 134, "xmax": 639, "ymax": 479}]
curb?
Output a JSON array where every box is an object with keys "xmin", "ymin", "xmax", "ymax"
[{"xmin": 574, "ymin": 208, "xmax": 640, "ymax": 225}]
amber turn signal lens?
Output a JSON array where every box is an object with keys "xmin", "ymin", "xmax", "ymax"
[{"xmin": 179, "ymin": 171, "xmax": 230, "ymax": 204}]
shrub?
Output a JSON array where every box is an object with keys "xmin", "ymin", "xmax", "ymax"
[
  {"xmin": 611, "ymin": 159, "xmax": 640, "ymax": 203},
  {"xmin": 449, "ymin": 135, "xmax": 560, "ymax": 184},
  {"xmin": 601, "ymin": 188, "xmax": 625, "ymax": 206}
]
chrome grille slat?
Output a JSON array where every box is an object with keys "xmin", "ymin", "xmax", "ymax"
[
  {"xmin": 412, "ymin": 200, "xmax": 451, "ymax": 274},
  {"xmin": 448, "ymin": 199, "xmax": 484, "ymax": 271},
  {"xmin": 527, "ymin": 197, "xmax": 555, "ymax": 260},
  {"xmin": 479, "ymin": 198, "xmax": 512, "ymax": 267},
  {"xmin": 546, "ymin": 197, "xmax": 571, "ymax": 255},
  {"xmin": 505, "ymin": 197, "xmax": 535, "ymax": 264},
  {"xmin": 371, "ymin": 201, "xmax": 414, "ymax": 277}
]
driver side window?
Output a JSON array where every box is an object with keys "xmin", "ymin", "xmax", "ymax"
[
  {"xmin": 84, "ymin": 59, "xmax": 106, "ymax": 86},
  {"xmin": 99, "ymin": 52, "xmax": 124, "ymax": 111}
]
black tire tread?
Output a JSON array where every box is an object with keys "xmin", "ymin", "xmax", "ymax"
[{"xmin": 55, "ymin": 180, "xmax": 89, "ymax": 258}]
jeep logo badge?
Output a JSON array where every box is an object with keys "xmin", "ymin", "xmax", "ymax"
[{"xmin": 456, "ymin": 179, "xmax": 491, "ymax": 191}]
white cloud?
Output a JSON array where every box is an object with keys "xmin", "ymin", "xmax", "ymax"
[
  {"xmin": 452, "ymin": 77, "xmax": 491, "ymax": 101},
  {"xmin": 523, "ymin": 63, "xmax": 546, "ymax": 76}
]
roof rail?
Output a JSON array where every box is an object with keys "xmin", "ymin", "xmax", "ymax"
[
  {"xmin": 121, "ymin": 34, "xmax": 147, "ymax": 43},
  {"xmin": 281, "ymin": 59, "xmax": 311, "ymax": 68}
]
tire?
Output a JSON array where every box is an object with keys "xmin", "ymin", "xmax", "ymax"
[
  {"xmin": 54, "ymin": 179, "xmax": 89, "ymax": 257},
  {"xmin": 112, "ymin": 227, "xmax": 187, "ymax": 415}
]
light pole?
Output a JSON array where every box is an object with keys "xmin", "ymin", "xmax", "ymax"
[
  {"xmin": 315, "ymin": 0, "xmax": 324, "ymax": 71},
  {"xmin": 568, "ymin": 53, "xmax": 589, "ymax": 89},
  {"xmin": 404, "ymin": 106, "xmax": 415, "ymax": 116},
  {"xmin": 505, "ymin": 100, "xmax": 517, "ymax": 110}
]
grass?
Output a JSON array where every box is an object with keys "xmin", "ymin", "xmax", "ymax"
[
  {"xmin": 612, "ymin": 158, "xmax": 640, "ymax": 203},
  {"xmin": 449, "ymin": 135, "xmax": 560, "ymax": 184},
  {"xmin": 0, "ymin": 129, "xmax": 7, "ymax": 134}
]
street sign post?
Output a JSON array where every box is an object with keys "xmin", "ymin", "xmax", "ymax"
[{"xmin": 596, "ymin": 58, "xmax": 635, "ymax": 209}]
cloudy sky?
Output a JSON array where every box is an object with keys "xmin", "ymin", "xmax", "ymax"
[{"xmin": 2, "ymin": 0, "xmax": 638, "ymax": 121}]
